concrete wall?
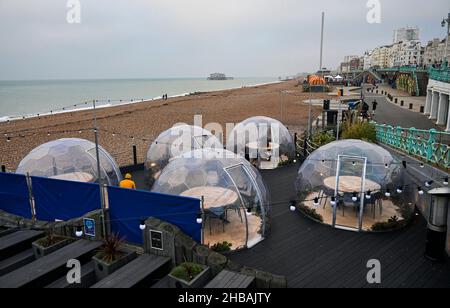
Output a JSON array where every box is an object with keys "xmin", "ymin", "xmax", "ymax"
[{"xmin": 0, "ymin": 209, "xmax": 105, "ymax": 241}]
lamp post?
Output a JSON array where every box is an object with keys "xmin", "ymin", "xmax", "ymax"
[{"xmin": 442, "ymin": 13, "xmax": 450, "ymax": 65}]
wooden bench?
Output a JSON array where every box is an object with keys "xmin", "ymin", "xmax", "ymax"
[
  {"xmin": 91, "ymin": 254, "xmax": 171, "ymax": 288},
  {"xmin": 0, "ymin": 240, "xmax": 102, "ymax": 288},
  {"xmin": 46, "ymin": 261, "xmax": 96, "ymax": 288},
  {"xmin": 0, "ymin": 248, "xmax": 35, "ymax": 276},
  {"xmin": 0, "ymin": 229, "xmax": 17, "ymax": 238},
  {"xmin": 0, "ymin": 230, "xmax": 44, "ymax": 261},
  {"xmin": 204, "ymin": 270, "xmax": 255, "ymax": 289}
]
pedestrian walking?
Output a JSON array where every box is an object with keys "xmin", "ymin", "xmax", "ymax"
[{"xmin": 372, "ymin": 100, "xmax": 378, "ymax": 116}]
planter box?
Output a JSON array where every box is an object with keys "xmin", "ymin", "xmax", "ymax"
[
  {"xmin": 92, "ymin": 250, "xmax": 137, "ymax": 281},
  {"xmin": 168, "ymin": 265, "xmax": 211, "ymax": 288},
  {"xmin": 32, "ymin": 238, "xmax": 72, "ymax": 259}
]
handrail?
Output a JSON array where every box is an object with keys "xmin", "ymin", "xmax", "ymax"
[
  {"xmin": 373, "ymin": 122, "xmax": 450, "ymax": 169},
  {"xmin": 428, "ymin": 64, "xmax": 450, "ymax": 83}
]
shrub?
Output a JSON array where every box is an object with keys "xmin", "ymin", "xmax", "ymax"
[
  {"xmin": 341, "ymin": 121, "xmax": 376, "ymax": 142},
  {"xmin": 312, "ymin": 131, "xmax": 335, "ymax": 146},
  {"xmin": 298, "ymin": 203, "xmax": 324, "ymax": 222},
  {"xmin": 96, "ymin": 233, "xmax": 125, "ymax": 264},
  {"xmin": 211, "ymin": 241, "xmax": 233, "ymax": 253},
  {"xmin": 371, "ymin": 216, "xmax": 405, "ymax": 231},
  {"xmin": 170, "ymin": 262, "xmax": 204, "ymax": 282}
]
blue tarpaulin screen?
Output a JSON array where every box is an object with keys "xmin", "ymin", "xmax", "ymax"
[
  {"xmin": 0, "ymin": 173, "xmax": 32, "ymax": 219},
  {"xmin": 108, "ymin": 186, "xmax": 201, "ymax": 244},
  {"xmin": 32, "ymin": 176, "xmax": 101, "ymax": 221}
]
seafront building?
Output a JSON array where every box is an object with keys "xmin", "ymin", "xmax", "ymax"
[
  {"xmin": 338, "ymin": 27, "xmax": 448, "ymax": 72},
  {"xmin": 393, "ymin": 27, "xmax": 420, "ymax": 44}
]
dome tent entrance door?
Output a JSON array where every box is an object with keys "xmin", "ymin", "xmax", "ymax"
[
  {"xmin": 223, "ymin": 163, "xmax": 266, "ymax": 248},
  {"xmin": 332, "ymin": 155, "xmax": 368, "ymax": 232}
]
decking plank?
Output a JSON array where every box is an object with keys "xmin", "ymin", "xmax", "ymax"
[
  {"xmin": 0, "ymin": 248, "xmax": 35, "ymax": 276},
  {"xmin": 0, "ymin": 240, "xmax": 101, "ymax": 288},
  {"xmin": 229, "ymin": 163, "xmax": 450, "ymax": 288},
  {"xmin": 205, "ymin": 270, "xmax": 254, "ymax": 289},
  {"xmin": 91, "ymin": 254, "xmax": 171, "ymax": 288},
  {"xmin": 0, "ymin": 230, "xmax": 44, "ymax": 261}
]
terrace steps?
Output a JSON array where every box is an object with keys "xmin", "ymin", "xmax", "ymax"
[
  {"xmin": 91, "ymin": 254, "xmax": 171, "ymax": 288},
  {"xmin": 0, "ymin": 239, "xmax": 102, "ymax": 288},
  {"xmin": 0, "ymin": 230, "xmax": 44, "ymax": 261}
]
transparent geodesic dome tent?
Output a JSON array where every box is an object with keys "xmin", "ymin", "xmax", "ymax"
[
  {"xmin": 16, "ymin": 138, "xmax": 122, "ymax": 186},
  {"xmin": 295, "ymin": 140, "xmax": 414, "ymax": 232},
  {"xmin": 152, "ymin": 148, "xmax": 270, "ymax": 250},
  {"xmin": 227, "ymin": 116, "xmax": 296, "ymax": 170},
  {"xmin": 145, "ymin": 125, "xmax": 223, "ymax": 188}
]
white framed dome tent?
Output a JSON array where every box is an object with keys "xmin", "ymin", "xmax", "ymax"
[
  {"xmin": 152, "ymin": 148, "xmax": 270, "ymax": 251},
  {"xmin": 16, "ymin": 138, "xmax": 122, "ymax": 186},
  {"xmin": 295, "ymin": 140, "xmax": 415, "ymax": 232},
  {"xmin": 227, "ymin": 116, "xmax": 296, "ymax": 170},
  {"xmin": 145, "ymin": 125, "xmax": 223, "ymax": 188}
]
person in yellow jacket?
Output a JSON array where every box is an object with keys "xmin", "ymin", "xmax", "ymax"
[{"xmin": 119, "ymin": 173, "xmax": 136, "ymax": 189}]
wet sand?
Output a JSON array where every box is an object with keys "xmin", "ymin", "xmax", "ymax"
[{"xmin": 0, "ymin": 80, "xmax": 327, "ymax": 170}]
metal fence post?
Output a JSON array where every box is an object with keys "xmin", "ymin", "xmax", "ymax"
[
  {"xmin": 395, "ymin": 126, "xmax": 402, "ymax": 148},
  {"xmin": 294, "ymin": 133, "xmax": 298, "ymax": 157},
  {"xmin": 132, "ymin": 145, "xmax": 138, "ymax": 166},
  {"xmin": 407, "ymin": 127, "xmax": 416, "ymax": 155},
  {"xmin": 25, "ymin": 173, "xmax": 36, "ymax": 220},
  {"xmin": 427, "ymin": 129, "xmax": 436, "ymax": 162},
  {"xmin": 303, "ymin": 138, "xmax": 308, "ymax": 158}
]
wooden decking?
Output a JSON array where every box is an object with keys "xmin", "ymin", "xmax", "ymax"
[
  {"xmin": 229, "ymin": 163, "xmax": 450, "ymax": 288},
  {"xmin": 91, "ymin": 254, "xmax": 171, "ymax": 288},
  {"xmin": 0, "ymin": 230, "xmax": 44, "ymax": 261},
  {"xmin": 205, "ymin": 270, "xmax": 255, "ymax": 288},
  {"xmin": 0, "ymin": 239, "xmax": 102, "ymax": 288}
]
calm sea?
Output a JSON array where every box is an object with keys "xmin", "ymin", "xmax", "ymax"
[{"xmin": 0, "ymin": 77, "xmax": 278, "ymax": 121}]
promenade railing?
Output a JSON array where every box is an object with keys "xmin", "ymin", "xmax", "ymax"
[
  {"xmin": 374, "ymin": 123, "xmax": 450, "ymax": 170},
  {"xmin": 428, "ymin": 64, "xmax": 450, "ymax": 83}
]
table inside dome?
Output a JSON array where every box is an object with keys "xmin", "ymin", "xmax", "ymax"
[
  {"xmin": 246, "ymin": 142, "xmax": 280, "ymax": 151},
  {"xmin": 49, "ymin": 172, "xmax": 95, "ymax": 183},
  {"xmin": 323, "ymin": 176, "xmax": 381, "ymax": 193},
  {"xmin": 180, "ymin": 186, "xmax": 239, "ymax": 209}
]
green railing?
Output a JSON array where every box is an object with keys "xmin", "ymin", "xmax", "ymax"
[
  {"xmin": 374, "ymin": 123, "xmax": 450, "ymax": 169},
  {"xmin": 429, "ymin": 63, "xmax": 450, "ymax": 83}
]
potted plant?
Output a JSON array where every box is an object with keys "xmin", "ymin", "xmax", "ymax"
[
  {"xmin": 168, "ymin": 262, "xmax": 211, "ymax": 288},
  {"xmin": 92, "ymin": 233, "xmax": 137, "ymax": 280},
  {"xmin": 32, "ymin": 229, "xmax": 72, "ymax": 259},
  {"xmin": 210, "ymin": 241, "xmax": 233, "ymax": 254}
]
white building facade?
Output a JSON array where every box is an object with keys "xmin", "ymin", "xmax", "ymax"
[
  {"xmin": 391, "ymin": 40, "xmax": 423, "ymax": 67},
  {"xmin": 423, "ymin": 36, "xmax": 450, "ymax": 66},
  {"xmin": 424, "ymin": 75, "xmax": 450, "ymax": 132},
  {"xmin": 370, "ymin": 45, "xmax": 393, "ymax": 68},
  {"xmin": 393, "ymin": 27, "xmax": 420, "ymax": 44}
]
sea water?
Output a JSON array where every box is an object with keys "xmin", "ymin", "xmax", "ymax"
[{"xmin": 0, "ymin": 78, "xmax": 278, "ymax": 121}]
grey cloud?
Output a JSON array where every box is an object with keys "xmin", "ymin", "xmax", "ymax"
[{"xmin": 0, "ymin": 0, "xmax": 449, "ymax": 80}]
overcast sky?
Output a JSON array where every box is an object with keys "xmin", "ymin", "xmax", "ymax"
[{"xmin": 0, "ymin": 0, "xmax": 449, "ymax": 80}]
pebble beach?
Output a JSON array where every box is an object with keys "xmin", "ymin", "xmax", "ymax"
[{"xmin": 0, "ymin": 80, "xmax": 327, "ymax": 170}]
